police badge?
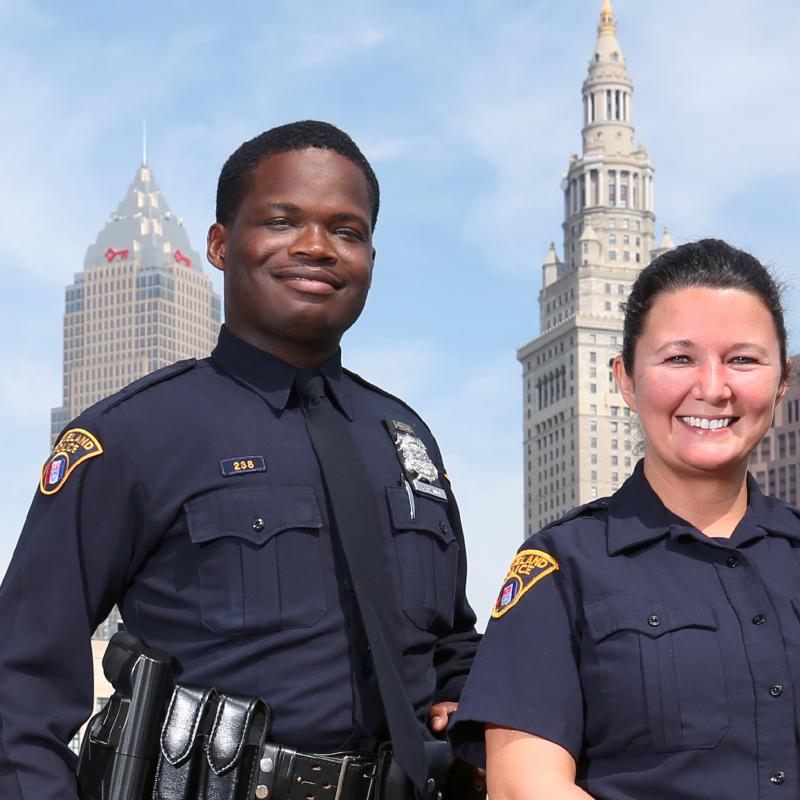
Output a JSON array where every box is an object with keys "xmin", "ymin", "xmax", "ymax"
[{"xmin": 384, "ymin": 417, "xmax": 448, "ymax": 501}]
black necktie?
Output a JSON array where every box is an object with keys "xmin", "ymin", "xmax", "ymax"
[{"xmin": 295, "ymin": 369, "xmax": 428, "ymax": 794}]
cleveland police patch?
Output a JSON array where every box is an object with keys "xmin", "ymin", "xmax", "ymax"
[
  {"xmin": 40, "ymin": 428, "xmax": 103, "ymax": 495},
  {"xmin": 491, "ymin": 549, "xmax": 559, "ymax": 618}
]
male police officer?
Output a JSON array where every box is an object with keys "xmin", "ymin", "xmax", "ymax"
[{"xmin": 0, "ymin": 121, "xmax": 480, "ymax": 799}]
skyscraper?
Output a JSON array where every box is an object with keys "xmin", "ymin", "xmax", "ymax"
[
  {"xmin": 517, "ymin": 0, "xmax": 674, "ymax": 535},
  {"xmin": 51, "ymin": 157, "xmax": 221, "ymax": 442}
]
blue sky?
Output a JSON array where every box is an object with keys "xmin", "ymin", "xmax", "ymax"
[{"xmin": 1, "ymin": 0, "xmax": 798, "ymax": 624}]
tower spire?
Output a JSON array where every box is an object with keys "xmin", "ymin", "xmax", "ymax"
[
  {"xmin": 142, "ymin": 120, "xmax": 147, "ymax": 166},
  {"xmin": 598, "ymin": 0, "xmax": 616, "ymax": 36}
]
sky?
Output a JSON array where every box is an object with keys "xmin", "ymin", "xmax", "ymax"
[{"xmin": 0, "ymin": 0, "xmax": 798, "ymax": 626}]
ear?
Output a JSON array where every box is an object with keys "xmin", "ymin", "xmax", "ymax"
[
  {"xmin": 612, "ymin": 356, "xmax": 638, "ymax": 414},
  {"xmin": 207, "ymin": 223, "xmax": 228, "ymax": 272},
  {"xmin": 368, "ymin": 246, "xmax": 376, "ymax": 287},
  {"xmin": 775, "ymin": 360, "xmax": 792, "ymax": 404}
]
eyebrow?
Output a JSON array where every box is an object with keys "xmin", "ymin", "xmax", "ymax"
[{"xmin": 653, "ymin": 340, "xmax": 771, "ymax": 356}]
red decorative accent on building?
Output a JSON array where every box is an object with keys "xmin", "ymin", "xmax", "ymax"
[
  {"xmin": 175, "ymin": 249, "xmax": 192, "ymax": 267},
  {"xmin": 104, "ymin": 247, "xmax": 129, "ymax": 262}
]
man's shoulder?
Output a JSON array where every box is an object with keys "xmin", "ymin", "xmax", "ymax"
[
  {"xmin": 343, "ymin": 367, "xmax": 433, "ymax": 434},
  {"xmin": 63, "ymin": 358, "xmax": 206, "ymax": 433}
]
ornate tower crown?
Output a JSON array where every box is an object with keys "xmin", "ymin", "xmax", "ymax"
[{"xmin": 599, "ymin": 0, "xmax": 616, "ymax": 36}]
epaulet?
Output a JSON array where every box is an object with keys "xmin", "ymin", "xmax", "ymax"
[
  {"xmin": 101, "ymin": 358, "xmax": 199, "ymax": 414},
  {"xmin": 539, "ymin": 497, "xmax": 610, "ymax": 533},
  {"xmin": 343, "ymin": 367, "xmax": 431, "ymax": 433}
]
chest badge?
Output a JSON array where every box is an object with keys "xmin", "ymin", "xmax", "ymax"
[{"xmin": 384, "ymin": 418, "xmax": 447, "ymax": 502}]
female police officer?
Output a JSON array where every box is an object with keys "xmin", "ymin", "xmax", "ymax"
[{"xmin": 450, "ymin": 239, "xmax": 800, "ymax": 799}]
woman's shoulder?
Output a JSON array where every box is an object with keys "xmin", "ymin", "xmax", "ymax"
[{"xmin": 522, "ymin": 497, "xmax": 612, "ymax": 555}]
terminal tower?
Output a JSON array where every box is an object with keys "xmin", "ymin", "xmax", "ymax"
[{"xmin": 517, "ymin": 0, "xmax": 674, "ymax": 535}]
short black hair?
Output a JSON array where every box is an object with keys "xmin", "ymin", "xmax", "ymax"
[
  {"xmin": 215, "ymin": 120, "xmax": 380, "ymax": 229},
  {"xmin": 622, "ymin": 238, "xmax": 789, "ymax": 382}
]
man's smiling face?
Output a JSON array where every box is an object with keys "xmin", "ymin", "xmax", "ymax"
[{"xmin": 207, "ymin": 147, "xmax": 375, "ymax": 367}]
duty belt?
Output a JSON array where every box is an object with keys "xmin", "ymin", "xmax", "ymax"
[{"xmin": 255, "ymin": 744, "xmax": 378, "ymax": 800}]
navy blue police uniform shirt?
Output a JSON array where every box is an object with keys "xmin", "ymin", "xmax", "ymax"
[
  {"xmin": 450, "ymin": 461, "xmax": 800, "ymax": 800},
  {"xmin": 0, "ymin": 325, "xmax": 480, "ymax": 800}
]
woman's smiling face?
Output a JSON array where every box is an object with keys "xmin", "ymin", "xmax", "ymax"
[{"xmin": 614, "ymin": 286, "xmax": 788, "ymax": 481}]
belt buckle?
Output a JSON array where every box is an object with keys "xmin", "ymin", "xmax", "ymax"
[{"xmin": 333, "ymin": 755, "xmax": 353, "ymax": 800}]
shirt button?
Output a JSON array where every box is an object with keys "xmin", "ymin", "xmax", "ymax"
[
  {"xmin": 753, "ymin": 613, "xmax": 767, "ymax": 625},
  {"xmin": 770, "ymin": 771, "xmax": 786, "ymax": 785},
  {"xmin": 252, "ymin": 518, "xmax": 265, "ymax": 532},
  {"xmin": 647, "ymin": 614, "xmax": 661, "ymax": 627},
  {"xmin": 439, "ymin": 521, "xmax": 449, "ymax": 534},
  {"xmin": 726, "ymin": 556, "xmax": 739, "ymax": 568},
  {"xmin": 770, "ymin": 684, "xmax": 784, "ymax": 697}
]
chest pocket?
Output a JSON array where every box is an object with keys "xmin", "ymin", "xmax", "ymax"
[
  {"xmin": 582, "ymin": 595, "xmax": 729, "ymax": 756},
  {"xmin": 185, "ymin": 484, "xmax": 326, "ymax": 635},
  {"xmin": 386, "ymin": 486, "xmax": 458, "ymax": 632}
]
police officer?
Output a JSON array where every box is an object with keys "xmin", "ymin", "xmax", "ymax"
[
  {"xmin": 0, "ymin": 121, "xmax": 481, "ymax": 799},
  {"xmin": 449, "ymin": 240, "xmax": 800, "ymax": 800}
]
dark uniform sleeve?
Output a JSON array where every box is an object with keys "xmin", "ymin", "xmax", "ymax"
[
  {"xmin": 448, "ymin": 539, "xmax": 584, "ymax": 768},
  {"xmin": 0, "ymin": 417, "xmax": 156, "ymax": 800},
  {"xmin": 430, "ymin": 451, "xmax": 481, "ymax": 704}
]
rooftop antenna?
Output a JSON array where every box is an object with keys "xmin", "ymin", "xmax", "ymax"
[{"xmin": 142, "ymin": 120, "xmax": 147, "ymax": 166}]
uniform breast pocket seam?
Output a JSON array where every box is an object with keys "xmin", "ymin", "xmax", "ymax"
[
  {"xmin": 385, "ymin": 485, "xmax": 458, "ymax": 632},
  {"xmin": 185, "ymin": 484, "xmax": 328, "ymax": 635},
  {"xmin": 582, "ymin": 595, "xmax": 728, "ymax": 756}
]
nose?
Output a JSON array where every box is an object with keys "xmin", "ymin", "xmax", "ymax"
[
  {"xmin": 691, "ymin": 359, "xmax": 732, "ymax": 403},
  {"xmin": 288, "ymin": 223, "xmax": 337, "ymax": 263}
]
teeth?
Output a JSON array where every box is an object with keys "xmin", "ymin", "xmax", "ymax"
[{"xmin": 680, "ymin": 416, "xmax": 732, "ymax": 429}]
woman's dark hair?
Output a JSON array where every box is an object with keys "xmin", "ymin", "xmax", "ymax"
[{"xmin": 622, "ymin": 238, "xmax": 789, "ymax": 382}]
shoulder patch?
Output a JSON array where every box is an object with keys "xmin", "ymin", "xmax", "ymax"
[
  {"xmin": 40, "ymin": 428, "xmax": 103, "ymax": 495},
  {"xmin": 491, "ymin": 549, "xmax": 559, "ymax": 618}
]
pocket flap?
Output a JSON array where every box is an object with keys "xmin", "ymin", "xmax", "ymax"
[
  {"xmin": 584, "ymin": 595, "xmax": 718, "ymax": 641},
  {"xmin": 386, "ymin": 486, "xmax": 455, "ymax": 543},
  {"xmin": 185, "ymin": 484, "xmax": 322, "ymax": 546}
]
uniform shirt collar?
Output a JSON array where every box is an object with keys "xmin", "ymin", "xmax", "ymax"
[
  {"xmin": 607, "ymin": 460, "xmax": 800, "ymax": 555},
  {"xmin": 210, "ymin": 325, "xmax": 352, "ymax": 418},
  {"xmin": 607, "ymin": 461, "xmax": 671, "ymax": 555}
]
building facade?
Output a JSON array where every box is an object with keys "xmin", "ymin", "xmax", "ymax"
[
  {"xmin": 51, "ymin": 159, "xmax": 221, "ymax": 443},
  {"xmin": 51, "ymin": 157, "xmax": 222, "ymax": 752},
  {"xmin": 749, "ymin": 357, "xmax": 800, "ymax": 506},
  {"xmin": 517, "ymin": 0, "xmax": 673, "ymax": 535}
]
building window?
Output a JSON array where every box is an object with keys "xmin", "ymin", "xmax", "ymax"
[
  {"xmin": 609, "ymin": 234, "xmax": 617, "ymax": 245},
  {"xmin": 591, "ymin": 470, "xmax": 598, "ymax": 481},
  {"xmin": 591, "ymin": 437, "xmax": 598, "ymax": 448},
  {"xmin": 611, "ymin": 439, "xmax": 618, "ymax": 450},
  {"xmin": 590, "ymin": 420, "xmax": 597, "ymax": 431},
  {"xmin": 591, "ymin": 454, "xmax": 598, "ymax": 464},
  {"xmin": 605, "ymin": 301, "xmax": 612, "ymax": 311},
  {"xmin": 608, "ymin": 250, "xmax": 617, "ymax": 261},
  {"xmin": 590, "ymin": 383, "xmax": 597, "ymax": 393}
]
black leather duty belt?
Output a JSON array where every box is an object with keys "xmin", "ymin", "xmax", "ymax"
[{"xmin": 254, "ymin": 744, "xmax": 379, "ymax": 800}]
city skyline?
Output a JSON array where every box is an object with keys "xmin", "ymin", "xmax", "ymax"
[{"xmin": 1, "ymin": 0, "xmax": 798, "ymax": 623}]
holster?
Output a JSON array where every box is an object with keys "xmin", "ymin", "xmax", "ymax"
[
  {"xmin": 77, "ymin": 632, "xmax": 175, "ymax": 800},
  {"xmin": 153, "ymin": 684, "xmax": 270, "ymax": 800},
  {"xmin": 377, "ymin": 740, "xmax": 485, "ymax": 800}
]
